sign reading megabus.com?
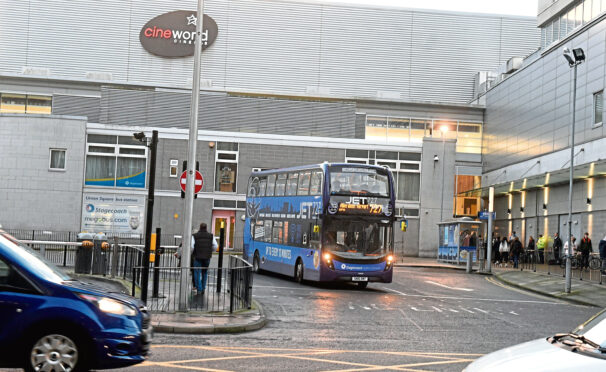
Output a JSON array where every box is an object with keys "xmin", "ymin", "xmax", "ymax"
[
  {"xmin": 81, "ymin": 193, "xmax": 145, "ymax": 235},
  {"xmin": 139, "ymin": 10, "xmax": 218, "ymax": 57}
]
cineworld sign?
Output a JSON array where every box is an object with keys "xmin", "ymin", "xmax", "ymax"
[{"xmin": 140, "ymin": 10, "xmax": 218, "ymax": 57}]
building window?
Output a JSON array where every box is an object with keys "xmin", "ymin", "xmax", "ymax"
[
  {"xmin": 215, "ymin": 142, "xmax": 238, "ymax": 193},
  {"xmin": 593, "ymin": 90, "xmax": 603, "ymax": 126},
  {"xmin": 346, "ymin": 150, "xmax": 421, "ymax": 202},
  {"xmin": 169, "ymin": 159, "xmax": 178, "ymax": 177},
  {"xmin": 85, "ymin": 135, "xmax": 147, "ymax": 188},
  {"xmin": 0, "ymin": 93, "xmax": 51, "ymax": 114},
  {"xmin": 49, "ymin": 149, "xmax": 66, "ymax": 171}
]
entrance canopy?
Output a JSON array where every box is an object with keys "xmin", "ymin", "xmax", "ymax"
[{"xmin": 458, "ymin": 159, "xmax": 606, "ymax": 198}]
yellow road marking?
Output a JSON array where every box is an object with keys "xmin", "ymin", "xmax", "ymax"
[{"xmin": 142, "ymin": 344, "xmax": 481, "ymax": 372}]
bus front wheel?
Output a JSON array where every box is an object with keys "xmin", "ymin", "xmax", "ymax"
[
  {"xmin": 295, "ymin": 260, "xmax": 304, "ymax": 283},
  {"xmin": 253, "ymin": 251, "xmax": 261, "ymax": 273}
]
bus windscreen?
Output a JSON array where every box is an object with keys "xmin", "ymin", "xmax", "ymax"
[
  {"xmin": 329, "ymin": 167, "xmax": 389, "ymax": 197},
  {"xmin": 323, "ymin": 218, "xmax": 391, "ymax": 258}
]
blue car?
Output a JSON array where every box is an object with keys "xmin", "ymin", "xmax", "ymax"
[{"xmin": 0, "ymin": 230, "xmax": 151, "ymax": 371}]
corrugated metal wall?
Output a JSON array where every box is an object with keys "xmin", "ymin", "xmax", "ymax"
[
  {"xmin": 0, "ymin": 0, "xmax": 539, "ymax": 105},
  {"xmin": 484, "ymin": 18, "xmax": 606, "ymax": 172},
  {"xmin": 87, "ymin": 87, "xmax": 355, "ymax": 137}
]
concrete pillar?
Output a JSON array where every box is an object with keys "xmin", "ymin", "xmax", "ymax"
[{"xmin": 418, "ymin": 138, "xmax": 456, "ymax": 258}]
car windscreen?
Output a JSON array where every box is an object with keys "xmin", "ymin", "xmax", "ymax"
[
  {"xmin": 329, "ymin": 166, "xmax": 389, "ymax": 198},
  {"xmin": 0, "ymin": 232, "xmax": 71, "ymax": 283},
  {"xmin": 573, "ymin": 308, "xmax": 606, "ymax": 347}
]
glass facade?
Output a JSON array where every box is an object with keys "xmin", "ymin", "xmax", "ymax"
[
  {"xmin": 541, "ymin": 0, "xmax": 606, "ymax": 50},
  {"xmin": 364, "ymin": 115, "xmax": 482, "ymax": 154},
  {"xmin": 0, "ymin": 93, "xmax": 51, "ymax": 114}
]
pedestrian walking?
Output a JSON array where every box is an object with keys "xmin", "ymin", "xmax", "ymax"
[
  {"xmin": 499, "ymin": 237, "xmax": 510, "ymax": 267},
  {"xmin": 511, "ymin": 236, "xmax": 523, "ymax": 268},
  {"xmin": 598, "ymin": 234, "xmax": 606, "ymax": 275},
  {"xmin": 527, "ymin": 236, "xmax": 536, "ymax": 264},
  {"xmin": 553, "ymin": 232, "xmax": 563, "ymax": 265},
  {"xmin": 564, "ymin": 236, "xmax": 577, "ymax": 256},
  {"xmin": 192, "ymin": 223, "xmax": 218, "ymax": 294},
  {"xmin": 536, "ymin": 234, "xmax": 546, "ymax": 264},
  {"xmin": 492, "ymin": 234, "xmax": 501, "ymax": 263},
  {"xmin": 579, "ymin": 232, "xmax": 592, "ymax": 271}
]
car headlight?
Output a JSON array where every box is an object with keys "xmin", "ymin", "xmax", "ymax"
[{"xmin": 77, "ymin": 293, "xmax": 137, "ymax": 316}]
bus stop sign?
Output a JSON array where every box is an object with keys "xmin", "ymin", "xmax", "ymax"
[{"xmin": 180, "ymin": 170, "xmax": 203, "ymax": 194}]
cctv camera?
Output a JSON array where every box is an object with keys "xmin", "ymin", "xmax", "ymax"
[
  {"xmin": 562, "ymin": 47, "xmax": 575, "ymax": 66},
  {"xmin": 433, "ymin": 155, "xmax": 439, "ymax": 162},
  {"xmin": 133, "ymin": 132, "xmax": 146, "ymax": 141}
]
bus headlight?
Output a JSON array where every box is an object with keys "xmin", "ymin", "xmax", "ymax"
[
  {"xmin": 385, "ymin": 255, "xmax": 394, "ymax": 271},
  {"xmin": 324, "ymin": 253, "xmax": 334, "ymax": 270}
]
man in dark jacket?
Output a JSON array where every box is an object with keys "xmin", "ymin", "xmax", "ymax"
[
  {"xmin": 192, "ymin": 223, "xmax": 216, "ymax": 293},
  {"xmin": 579, "ymin": 232, "xmax": 592, "ymax": 271},
  {"xmin": 511, "ymin": 237, "xmax": 523, "ymax": 269},
  {"xmin": 553, "ymin": 232, "xmax": 563, "ymax": 265},
  {"xmin": 599, "ymin": 234, "xmax": 606, "ymax": 275}
]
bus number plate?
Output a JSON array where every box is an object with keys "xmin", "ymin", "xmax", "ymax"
[{"xmin": 352, "ymin": 277, "xmax": 368, "ymax": 282}]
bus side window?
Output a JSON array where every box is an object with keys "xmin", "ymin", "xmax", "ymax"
[
  {"xmin": 272, "ymin": 221, "xmax": 284, "ymax": 244},
  {"xmin": 258, "ymin": 177, "xmax": 267, "ymax": 197},
  {"xmin": 286, "ymin": 173, "xmax": 299, "ymax": 196},
  {"xmin": 253, "ymin": 220, "xmax": 264, "ymax": 241},
  {"xmin": 310, "ymin": 223, "xmax": 320, "ymax": 249},
  {"xmin": 297, "ymin": 171, "xmax": 311, "ymax": 195},
  {"xmin": 248, "ymin": 177, "xmax": 260, "ymax": 197},
  {"xmin": 266, "ymin": 174, "xmax": 276, "ymax": 196},
  {"xmin": 310, "ymin": 171, "xmax": 323, "ymax": 195},
  {"xmin": 275, "ymin": 174, "xmax": 287, "ymax": 196},
  {"xmin": 264, "ymin": 220, "xmax": 273, "ymax": 242}
]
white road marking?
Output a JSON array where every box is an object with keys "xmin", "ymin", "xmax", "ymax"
[
  {"xmin": 371, "ymin": 304, "xmax": 380, "ymax": 310},
  {"xmin": 362, "ymin": 306, "xmax": 371, "ymax": 310},
  {"xmin": 431, "ymin": 306, "xmax": 443, "ymax": 313},
  {"xmin": 382, "ymin": 287, "xmax": 562, "ymax": 305},
  {"xmin": 473, "ymin": 308, "xmax": 488, "ymax": 314},
  {"xmin": 398, "ymin": 309, "xmax": 424, "ymax": 331},
  {"xmin": 447, "ymin": 308, "xmax": 459, "ymax": 313},
  {"xmin": 425, "ymin": 280, "xmax": 474, "ymax": 292},
  {"xmin": 280, "ymin": 304, "xmax": 288, "ymax": 315},
  {"xmin": 460, "ymin": 307, "xmax": 475, "ymax": 314},
  {"xmin": 348, "ymin": 302, "xmax": 355, "ymax": 310},
  {"xmin": 509, "ymin": 311, "xmax": 519, "ymax": 316},
  {"xmin": 410, "ymin": 306, "xmax": 432, "ymax": 312}
]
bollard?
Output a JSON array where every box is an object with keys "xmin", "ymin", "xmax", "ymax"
[
  {"xmin": 216, "ymin": 225, "xmax": 225, "ymax": 293},
  {"xmin": 466, "ymin": 250, "xmax": 472, "ymax": 273},
  {"xmin": 152, "ymin": 228, "xmax": 162, "ymax": 298}
]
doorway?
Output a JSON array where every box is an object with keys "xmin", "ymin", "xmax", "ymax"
[{"xmin": 212, "ymin": 210, "xmax": 235, "ymax": 249}]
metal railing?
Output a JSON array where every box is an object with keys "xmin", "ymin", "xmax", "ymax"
[
  {"xmin": 493, "ymin": 248, "xmax": 604, "ymax": 284},
  {"xmin": 130, "ymin": 255, "xmax": 253, "ymax": 313}
]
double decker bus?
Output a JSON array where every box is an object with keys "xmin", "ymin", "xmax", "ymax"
[{"xmin": 243, "ymin": 163, "xmax": 395, "ymax": 288}]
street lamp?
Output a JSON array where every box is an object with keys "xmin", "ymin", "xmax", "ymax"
[
  {"xmin": 133, "ymin": 130, "xmax": 158, "ymax": 303},
  {"xmin": 563, "ymin": 47, "xmax": 585, "ymax": 293},
  {"xmin": 439, "ymin": 125, "xmax": 448, "ymax": 222}
]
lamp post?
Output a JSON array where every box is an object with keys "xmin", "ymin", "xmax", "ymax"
[
  {"xmin": 563, "ymin": 47, "xmax": 585, "ymax": 293},
  {"xmin": 133, "ymin": 130, "xmax": 158, "ymax": 304},
  {"xmin": 439, "ymin": 125, "xmax": 449, "ymax": 222}
]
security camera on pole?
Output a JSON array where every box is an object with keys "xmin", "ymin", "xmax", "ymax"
[
  {"xmin": 562, "ymin": 47, "xmax": 585, "ymax": 294},
  {"xmin": 179, "ymin": 0, "xmax": 205, "ymax": 311}
]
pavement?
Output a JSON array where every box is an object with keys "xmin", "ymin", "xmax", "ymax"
[
  {"xmin": 396, "ymin": 256, "xmax": 606, "ymax": 308},
  {"xmin": 66, "ymin": 271, "xmax": 267, "ymax": 335}
]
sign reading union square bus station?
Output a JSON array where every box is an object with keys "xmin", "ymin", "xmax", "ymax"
[{"xmin": 139, "ymin": 10, "xmax": 218, "ymax": 57}]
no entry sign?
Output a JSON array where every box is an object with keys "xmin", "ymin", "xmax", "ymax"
[{"xmin": 180, "ymin": 170, "xmax": 203, "ymax": 194}]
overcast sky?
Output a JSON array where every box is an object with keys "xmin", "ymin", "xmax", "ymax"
[{"xmin": 324, "ymin": 0, "xmax": 538, "ymax": 17}]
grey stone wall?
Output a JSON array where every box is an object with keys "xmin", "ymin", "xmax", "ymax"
[
  {"xmin": 418, "ymin": 138, "xmax": 457, "ymax": 257},
  {"xmin": 0, "ymin": 114, "xmax": 86, "ymax": 231}
]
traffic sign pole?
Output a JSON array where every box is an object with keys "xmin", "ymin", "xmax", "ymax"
[{"xmin": 180, "ymin": 0, "xmax": 205, "ymax": 312}]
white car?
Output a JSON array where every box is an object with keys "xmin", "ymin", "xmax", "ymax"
[{"xmin": 465, "ymin": 308, "xmax": 606, "ymax": 371}]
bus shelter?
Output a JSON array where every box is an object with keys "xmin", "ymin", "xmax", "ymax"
[{"xmin": 437, "ymin": 219, "xmax": 484, "ymax": 264}]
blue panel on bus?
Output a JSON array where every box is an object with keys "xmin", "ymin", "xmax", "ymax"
[{"xmin": 332, "ymin": 259, "xmax": 386, "ymax": 272}]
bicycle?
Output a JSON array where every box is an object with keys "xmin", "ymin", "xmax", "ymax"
[
  {"xmin": 560, "ymin": 254, "xmax": 579, "ymax": 270},
  {"xmin": 588, "ymin": 252, "xmax": 602, "ymax": 271}
]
